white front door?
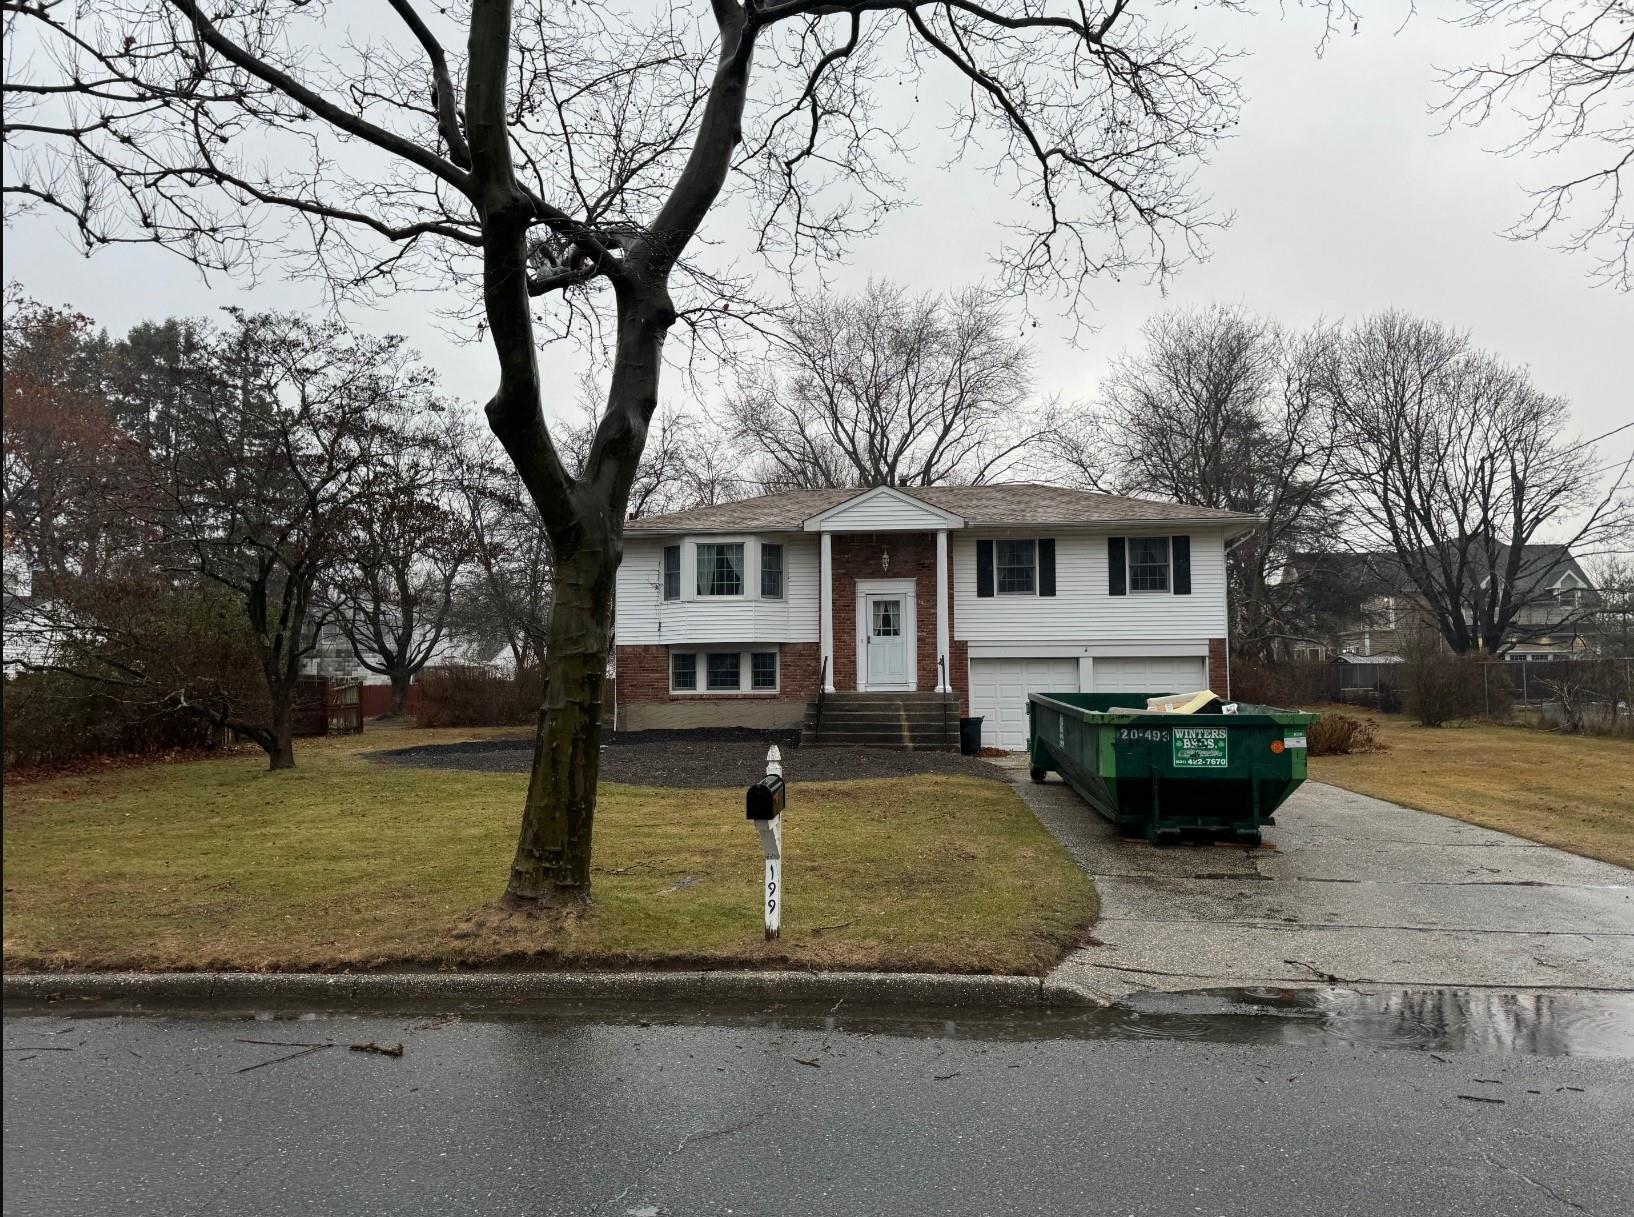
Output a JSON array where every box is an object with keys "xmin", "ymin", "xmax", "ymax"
[{"xmin": 863, "ymin": 594, "xmax": 911, "ymax": 689}]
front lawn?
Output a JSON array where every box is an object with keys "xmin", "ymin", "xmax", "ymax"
[
  {"xmin": 1308, "ymin": 710, "xmax": 1634, "ymax": 870},
  {"xmin": 2, "ymin": 729, "xmax": 1096, "ymax": 975}
]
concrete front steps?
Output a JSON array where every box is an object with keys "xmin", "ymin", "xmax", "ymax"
[{"xmin": 800, "ymin": 691, "xmax": 960, "ymax": 749}]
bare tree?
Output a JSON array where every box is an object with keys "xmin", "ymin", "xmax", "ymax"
[
  {"xmin": 1440, "ymin": 0, "xmax": 1634, "ymax": 289},
  {"xmin": 330, "ymin": 410, "xmax": 475, "ymax": 717},
  {"xmin": 727, "ymin": 281, "xmax": 1050, "ymax": 488},
  {"xmin": 444, "ymin": 416, "xmax": 555, "ymax": 675},
  {"xmin": 1587, "ymin": 553, "xmax": 1634, "ymax": 656},
  {"xmin": 4, "ymin": 0, "xmax": 1244, "ymax": 906},
  {"xmin": 1329, "ymin": 311, "xmax": 1632, "ymax": 654},
  {"xmin": 1062, "ymin": 304, "xmax": 1344, "ymax": 658},
  {"xmin": 147, "ymin": 312, "xmax": 413, "ymax": 768}
]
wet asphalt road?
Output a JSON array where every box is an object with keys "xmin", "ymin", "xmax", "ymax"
[{"xmin": 6, "ymin": 1005, "xmax": 1633, "ymax": 1217}]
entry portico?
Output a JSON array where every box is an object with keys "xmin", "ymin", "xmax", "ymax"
[{"xmin": 804, "ymin": 486, "xmax": 963, "ymax": 694}]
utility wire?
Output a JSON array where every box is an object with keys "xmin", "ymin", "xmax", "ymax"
[{"xmin": 1560, "ymin": 420, "xmax": 1632, "ymax": 458}]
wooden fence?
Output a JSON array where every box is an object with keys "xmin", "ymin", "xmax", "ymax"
[{"xmin": 292, "ymin": 677, "xmax": 364, "ymax": 737}]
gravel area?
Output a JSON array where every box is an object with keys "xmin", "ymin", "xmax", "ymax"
[{"xmin": 367, "ymin": 729, "xmax": 1006, "ymax": 788}]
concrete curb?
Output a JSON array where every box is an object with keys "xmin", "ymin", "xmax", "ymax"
[{"xmin": 3, "ymin": 969, "xmax": 1101, "ymax": 1014}]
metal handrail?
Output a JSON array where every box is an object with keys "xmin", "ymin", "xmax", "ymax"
[
  {"xmin": 939, "ymin": 655, "xmax": 949, "ymax": 746},
  {"xmin": 814, "ymin": 655, "xmax": 829, "ymax": 742}
]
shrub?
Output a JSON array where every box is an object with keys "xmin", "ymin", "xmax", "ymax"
[
  {"xmin": 1402, "ymin": 628, "xmax": 1490, "ymax": 726},
  {"xmin": 3, "ymin": 579, "xmax": 267, "ymax": 771},
  {"xmin": 415, "ymin": 664, "xmax": 537, "ymax": 727},
  {"xmin": 3, "ymin": 670, "xmax": 220, "ymax": 770},
  {"xmin": 1231, "ymin": 657, "xmax": 1334, "ymax": 707},
  {"xmin": 1306, "ymin": 713, "xmax": 1383, "ymax": 756}
]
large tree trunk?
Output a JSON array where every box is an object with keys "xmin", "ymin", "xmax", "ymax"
[
  {"xmin": 390, "ymin": 671, "xmax": 413, "ymax": 718},
  {"xmin": 503, "ymin": 541, "xmax": 617, "ymax": 906},
  {"xmin": 267, "ymin": 693, "xmax": 296, "ymax": 771}
]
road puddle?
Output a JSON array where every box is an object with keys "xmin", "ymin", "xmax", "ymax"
[
  {"xmin": 1095, "ymin": 987, "xmax": 1634, "ymax": 1057},
  {"xmin": 577, "ymin": 987, "xmax": 1634, "ymax": 1058}
]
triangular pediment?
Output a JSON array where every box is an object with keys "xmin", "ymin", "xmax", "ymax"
[{"xmin": 801, "ymin": 486, "xmax": 966, "ymax": 532}]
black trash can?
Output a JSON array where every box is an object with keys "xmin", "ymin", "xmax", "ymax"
[{"xmin": 958, "ymin": 716, "xmax": 984, "ymax": 756}]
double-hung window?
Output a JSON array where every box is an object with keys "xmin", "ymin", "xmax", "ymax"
[
  {"xmin": 696, "ymin": 542, "xmax": 745, "ymax": 597},
  {"xmin": 662, "ymin": 545, "xmax": 681, "ymax": 601},
  {"xmin": 996, "ymin": 539, "xmax": 1037, "ymax": 595},
  {"xmin": 751, "ymin": 651, "xmax": 778, "ymax": 690},
  {"xmin": 1128, "ymin": 537, "xmax": 1171, "ymax": 592},
  {"xmin": 670, "ymin": 652, "xmax": 697, "ymax": 691},
  {"xmin": 706, "ymin": 652, "xmax": 741, "ymax": 691},
  {"xmin": 760, "ymin": 543, "xmax": 784, "ymax": 599}
]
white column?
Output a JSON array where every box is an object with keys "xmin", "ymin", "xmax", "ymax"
[
  {"xmin": 935, "ymin": 528, "xmax": 951, "ymax": 692},
  {"xmin": 819, "ymin": 531, "xmax": 836, "ymax": 692}
]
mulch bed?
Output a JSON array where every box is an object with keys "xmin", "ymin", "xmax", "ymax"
[{"xmin": 367, "ymin": 728, "xmax": 1007, "ymax": 788}]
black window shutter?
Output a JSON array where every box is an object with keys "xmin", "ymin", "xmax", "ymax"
[
  {"xmin": 976, "ymin": 539, "xmax": 994, "ymax": 597},
  {"xmin": 1108, "ymin": 537, "xmax": 1127, "ymax": 596},
  {"xmin": 1172, "ymin": 535, "xmax": 1192, "ymax": 595},
  {"xmin": 1038, "ymin": 539, "xmax": 1056, "ymax": 597}
]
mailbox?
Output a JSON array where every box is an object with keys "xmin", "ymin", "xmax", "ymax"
[{"xmin": 746, "ymin": 772, "xmax": 786, "ymax": 820}]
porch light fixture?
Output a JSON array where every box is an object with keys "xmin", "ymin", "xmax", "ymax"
[{"xmin": 881, "ymin": 547, "xmax": 891, "ymax": 572}]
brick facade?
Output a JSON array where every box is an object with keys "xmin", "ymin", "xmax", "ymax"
[
  {"xmin": 832, "ymin": 532, "xmax": 962, "ymax": 702},
  {"xmin": 1208, "ymin": 638, "xmax": 1230, "ymax": 697}
]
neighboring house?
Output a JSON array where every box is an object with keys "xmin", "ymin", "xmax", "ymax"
[
  {"xmin": 1282, "ymin": 547, "xmax": 1600, "ymax": 661},
  {"xmin": 614, "ymin": 483, "xmax": 1258, "ymax": 750},
  {"xmin": 300, "ymin": 620, "xmax": 370, "ymax": 682}
]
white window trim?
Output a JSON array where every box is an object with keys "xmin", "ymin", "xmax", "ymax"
[
  {"xmin": 994, "ymin": 538, "xmax": 1040, "ymax": 597},
  {"xmin": 679, "ymin": 534, "xmax": 794, "ymax": 603},
  {"xmin": 693, "ymin": 537, "xmax": 751, "ymax": 600},
  {"xmin": 1125, "ymin": 534, "xmax": 1174, "ymax": 595},
  {"xmin": 667, "ymin": 646, "xmax": 781, "ymax": 695},
  {"xmin": 760, "ymin": 542, "xmax": 786, "ymax": 601},
  {"xmin": 668, "ymin": 651, "xmax": 699, "ymax": 693},
  {"xmin": 661, "ymin": 544, "xmax": 682, "ymax": 602}
]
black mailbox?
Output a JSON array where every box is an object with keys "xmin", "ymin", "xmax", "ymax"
[{"xmin": 746, "ymin": 773, "xmax": 786, "ymax": 820}]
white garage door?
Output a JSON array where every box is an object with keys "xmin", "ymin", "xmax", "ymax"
[
  {"xmin": 1091, "ymin": 655, "xmax": 1208, "ymax": 694},
  {"xmin": 968, "ymin": 658, "xmax": 1080, "ymax": 750}
]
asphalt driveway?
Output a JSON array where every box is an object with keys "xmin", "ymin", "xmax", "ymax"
[{"xmin": 1002, "ymin": 763, "xmax": 1634, "ymax": 1001}]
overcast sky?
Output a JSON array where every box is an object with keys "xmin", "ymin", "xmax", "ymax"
[{"xmin": 6, "ymin": 1, "xmax": 1631, "ymax": 484}]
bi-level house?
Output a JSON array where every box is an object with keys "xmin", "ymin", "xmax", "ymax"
[{"xmin": 612, "ymin": 484, "xmax": 1258, "ymax": 749}]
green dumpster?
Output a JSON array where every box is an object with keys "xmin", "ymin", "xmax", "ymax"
[{"xmin": 1026, "ymin": 692, "xmax": 1321, "ymax": 847}]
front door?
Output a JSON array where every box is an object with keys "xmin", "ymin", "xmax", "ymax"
[{"xmin": 864, "ymin": 594, "xmax": 910, "ymax": 689}]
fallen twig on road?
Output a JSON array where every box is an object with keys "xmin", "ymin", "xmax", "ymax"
[{"xmin": 236, "ymin": 1043, "xmax": 333, "ymax": 1073}]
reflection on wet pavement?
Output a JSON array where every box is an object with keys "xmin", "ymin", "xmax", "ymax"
[{"xmin": 188, "ymin": 985, "xmax": 1633, "ymax": 1059}]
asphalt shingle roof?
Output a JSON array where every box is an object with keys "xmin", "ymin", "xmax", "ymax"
[{"xmin": 626, "ymin": 483, "xmax": 1258, "ymax": 533}]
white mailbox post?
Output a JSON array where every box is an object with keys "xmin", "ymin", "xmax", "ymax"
[{"xmin": 745, "ymin": 745, "xmax": 785, "ymax": 940}]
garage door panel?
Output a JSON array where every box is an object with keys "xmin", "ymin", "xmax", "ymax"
[
  {"xmin": 1091, "ymin": 656, "xmax": 1207, "ymax": 694},
  {"xmin": 968, "ymin": 657, "xmax": 1078, "ymax": 750}
]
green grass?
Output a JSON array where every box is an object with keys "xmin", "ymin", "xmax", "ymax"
[
  {"xmin": 2, "ymin": 729, "xmax": 1097, "ymax": 975},
  {"xmin": 1307, "ymin": 708, "xmax": 1634, "ymax": 870}
]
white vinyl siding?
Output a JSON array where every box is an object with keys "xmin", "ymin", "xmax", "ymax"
[
  {"xmin": 617, "ymin": 535, "xmax": 820, "ymax": 645},
  {"xmin": 954, "ymin": 528, "xmax": 1229, "ymax": 643},
  {"xmin": 805, "ymin": 487, "xmax": 959, "ymax": 532}
]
